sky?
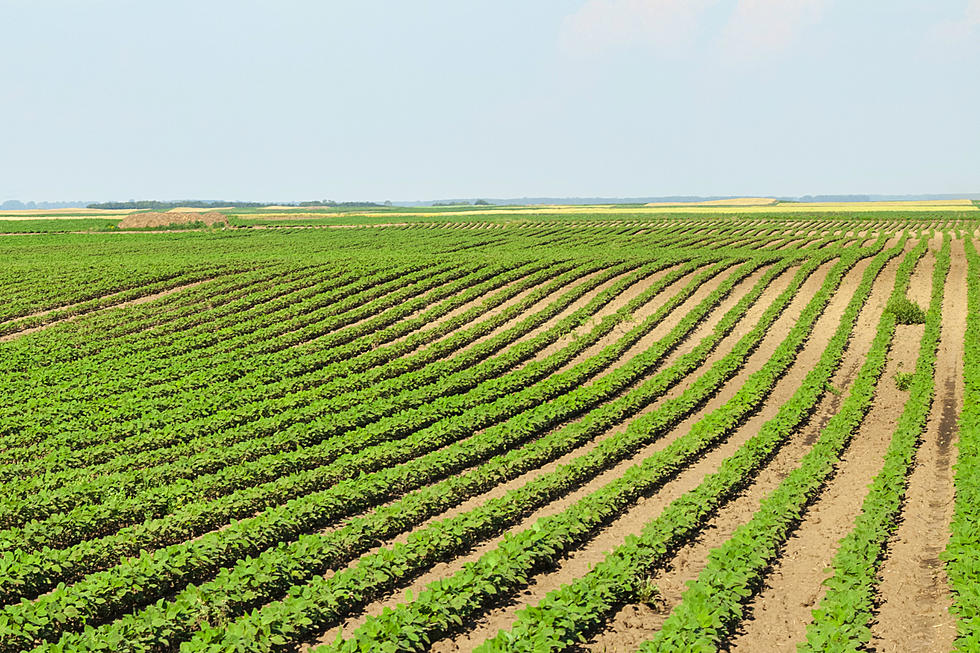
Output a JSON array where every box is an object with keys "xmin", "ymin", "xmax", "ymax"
[{"xmin": 1, "ymin": 0, "xmax": 979, "ymax": 202}]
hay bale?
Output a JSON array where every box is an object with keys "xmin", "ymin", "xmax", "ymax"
[{"xmin": 118, "ymin": 211, "xmax": 228, "ymax": 229}]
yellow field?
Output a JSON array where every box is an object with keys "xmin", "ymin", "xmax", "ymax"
[{"xmin": 0, "ymin": 199, "xmax": 975, "ymax": 221}]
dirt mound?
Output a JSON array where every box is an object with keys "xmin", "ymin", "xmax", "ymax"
[{"xmin": 118, "ymin": 211, "xmax": 228, "ymax": 229}]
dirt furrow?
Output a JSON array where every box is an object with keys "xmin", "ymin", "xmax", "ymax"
[
  {"xmin": 528, "ymin": 261, "xmax": 695, "ymax": 368},
  {"xmin": 724, "ymin": 241, "xmax": 920, "ymax": 651},
  {"xmin": 578, "ymin": 261, "xmax": 744, "ymax": 384},
  {"xmin": 420, "ymin": 259, "xmax": 837, "ymax": 652},
  {"xmin": 306, "ymin": 261, "xmax": 774, "ymax": 649},
  {"xmin": 579, "ymin": 253, "xmax": 881, "ymax": 651},
  {"xmin": 869, "ymin": 238, "xmax": 966, "ymax": 652},
  {"xmin": 455, "ymin": 267, "xmax": 614, "ymax": 355}
]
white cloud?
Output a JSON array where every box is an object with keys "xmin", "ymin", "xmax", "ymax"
[
  {"xmin": 926, "ymin": 0, "xmax": 980, "ymax": 52},
  {"xmin": 558, "ymin": 0, "xmax": 717, "ymax": 58},
  {"xmin": 719, "ymin": 0, "xmax": 827, "ymax": 60}
]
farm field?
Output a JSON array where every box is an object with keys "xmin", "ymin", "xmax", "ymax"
[{"xmin": 1, "ymin": 213, "xmax": 979, "ymax": 652}]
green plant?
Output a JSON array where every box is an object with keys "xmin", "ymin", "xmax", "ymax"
[
  {"xmin": 894, "ymin": 371, "xmax": 914, "ymax": 391},
  {"xmin": 886, "ymin": 296, "xmax": 926, "ymax": 324},
  {"xmin": 636, "ymin": 579, "xmax": 663, "ymax": 607}
]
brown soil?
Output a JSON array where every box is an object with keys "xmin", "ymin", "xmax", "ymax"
[
  {"xmin": 870, "ymin": 238, "xmax": 965, "ymax": 652},
  {"xmin": 727, "ymin": 242, "xmax": 919, "ymax": 651},
  {"xmin": 492, "ymin": 268, "xmax": 634, "ymax": 354},
  {"xmin": 0, "ymin": 279, "xmax": 212, "ymax": 343},
  {"xmin": 424, "ymin": 259, "xmax": 835, "ymax": 652},
  {"xmin": 308, "ymin": 261, "xmax": 781, "ymax": 649},
  {"xmin": 571, "ymin": 262, "xmax": 737, "ymax": 380},
  {"xmin": 445, "ymin": 268, "xmax": 611, "ymax": 356},
  {"xmin": 581, "ymin": 254, "xmax": 871, "ymax": 652},
  {"xmin": 117, "ymin": 211, "xmax": 227, "ymax": 229}
]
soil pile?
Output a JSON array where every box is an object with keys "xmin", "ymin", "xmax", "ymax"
[{"xmin": 118, "ymin": 212, "xmax": 228, "ymax": 229}]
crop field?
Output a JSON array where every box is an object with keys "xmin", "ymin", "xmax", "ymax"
[{"xmin": 2, "ymin": 213, "xmax": 980, "ymax": 652}]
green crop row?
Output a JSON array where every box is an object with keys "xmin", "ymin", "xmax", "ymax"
[
  {"xmin": 2, "ymin": 254, "xmax": 759, "ymax": 650},
  {"xmin": 0, "ymin": 261, "xmax": 641, "ymax": 540},
  {"xmin": 944, "ymin": 236, "xmax": 980, "ymax": 651},
  {"xmin": 642, "ymin": 236, "xmax": 926, "ymax": 651},
  {"xmin": 1, "ymin": 259, "xmax": 459, "ymax": 450},
  {"xmin": 475, "ymin": 235, "xmax": 904, "ymax": 653},
  {"xmin": 0, "ymin": 258, "xmax": 554, "ymax": 482},
  {"xmin": 800, "ymin": 236, "xmax": 950, "ymax": 650},
  {"xmin": 316, "ymin": 247, "xmax": 864, "ymax": 652},
  {"xmin": 0, "ymin": 260, "xmax": 575, "ymax": 504},
  {"xmin": 36, "ymin": 257, "xmax": 787, "ymax": 652}
]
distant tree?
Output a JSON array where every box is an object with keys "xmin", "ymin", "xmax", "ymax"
[{"xmin": 474, "ymin": 199, "xmax": 491, "ymax": 205}]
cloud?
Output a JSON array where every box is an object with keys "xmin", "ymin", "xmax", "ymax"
[
  {"xmin": 926, "ymin": 0, "xmax": 980, "ymax": 52},
  {"xmin": 719, "ymin": 0, "xmax": 827, "ymax": 60},
  {"xmin": 558, "ymin": 0, "xmax": 717, "ymax": 58}
]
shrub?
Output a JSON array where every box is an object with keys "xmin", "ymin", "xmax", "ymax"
[{"xmin": 886, "ymin": 296, "xmax": 926, "ymax": 324}]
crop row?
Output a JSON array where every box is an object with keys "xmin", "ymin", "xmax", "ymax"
[
  {"xmin": 0, "ymin": 261, "xmax": 636, "ymax": 532},
  {"xmin": 0, "ymin": 258, "xmax": 535, "ymax": 464},
  {"xmin": 801, "ymin": 235, "xmax": 950, "ymax": 650},
  {"xmin": 0, "ymin": 260, "xmax": 578, "ymax": 498},
  {"xmin": 0, "ymin": 254, "xmax": 759, "ymax": 649},
  {"xmin": 0, "ymin": 260, "xmax": 444, "ymax": 439},
  {"xmin": 37, "ymin": 250, "xmax": 795, "ymax": 652},
  {"xmin": 1, "ymin": 259, "xmax": 458, "ymax": 446},
  {"xmin": 317, "ymin": 245, "xmax": 873, "ymax": 652},
  {"xmin": 473, "ymin": 234, "xmax": 905, "ymax": 653},
  {"xmin": 643, "ymin": 237, "xmax": 925, "ymax": 651},
  {"xmin": 0, "ymin": 257, "xmax": 722, "ymax": 610}
]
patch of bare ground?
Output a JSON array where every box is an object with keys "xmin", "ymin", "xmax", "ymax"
[
  {"xmin": 906, "ymin": 244, "xmax": 936, "ymax": 314},
  {"xmin": 724, "ymin": 244, "xmax": 920, "ymax": 652},
  {"xmin": 307, "ymin": 262, "xmax": 788, "ymax": 650},
  {"xmin": 117, "ymin": 211, "xmax": 227, "ymax": 229},
  {"xmin": 0, "ymin": 279, "xmax": 213, "ymax": 343},
  {"xmin": 488, "ymin": 267, "xmax": 635, "ymax": 353},
  {"xmin": 419, "ymin": 259, "xmax": 835, "ymax": 652},
  {"xmin": 869, "ymin": 238, "xmax": 966, "ymax": 653},
  {"xmin": 576, "ymin": 255, "xmax": 874, "ymax": 652}
]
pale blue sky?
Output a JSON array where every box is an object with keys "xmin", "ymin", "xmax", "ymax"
[{"xmin": 2, "ymin": 1, "xmax": 978, "ymax": 202}]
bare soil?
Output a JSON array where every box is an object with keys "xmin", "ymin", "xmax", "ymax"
[
  {"xmin": 117, "ymin": 211, "xmax": 227, "ymax": 229},
  {"xmin": 870, "ymin": 238, "xmax": 966, "ymax": 652},
  {"xmin": 727, "ymin": 241, "xmax": 921, "ymax": 651},
  {"xmin": 426, "ymin": 259, "xmax": 836, "ymax": 651}
]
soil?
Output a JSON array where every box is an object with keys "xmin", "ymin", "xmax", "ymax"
[
  {"xmin": 117, "ymin": 211, "xmax": 227, "ymax": 229},
  {"xmin": 424, "ymin": 258, "xmax": 836, "ymax": 651},
  {"xmin": 726, "ymin": 241, "xmax": 920, "ymax": 651},
  {"xmin": 870, "ymin": 238, "xmax": 966, "ymax": 652}
]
